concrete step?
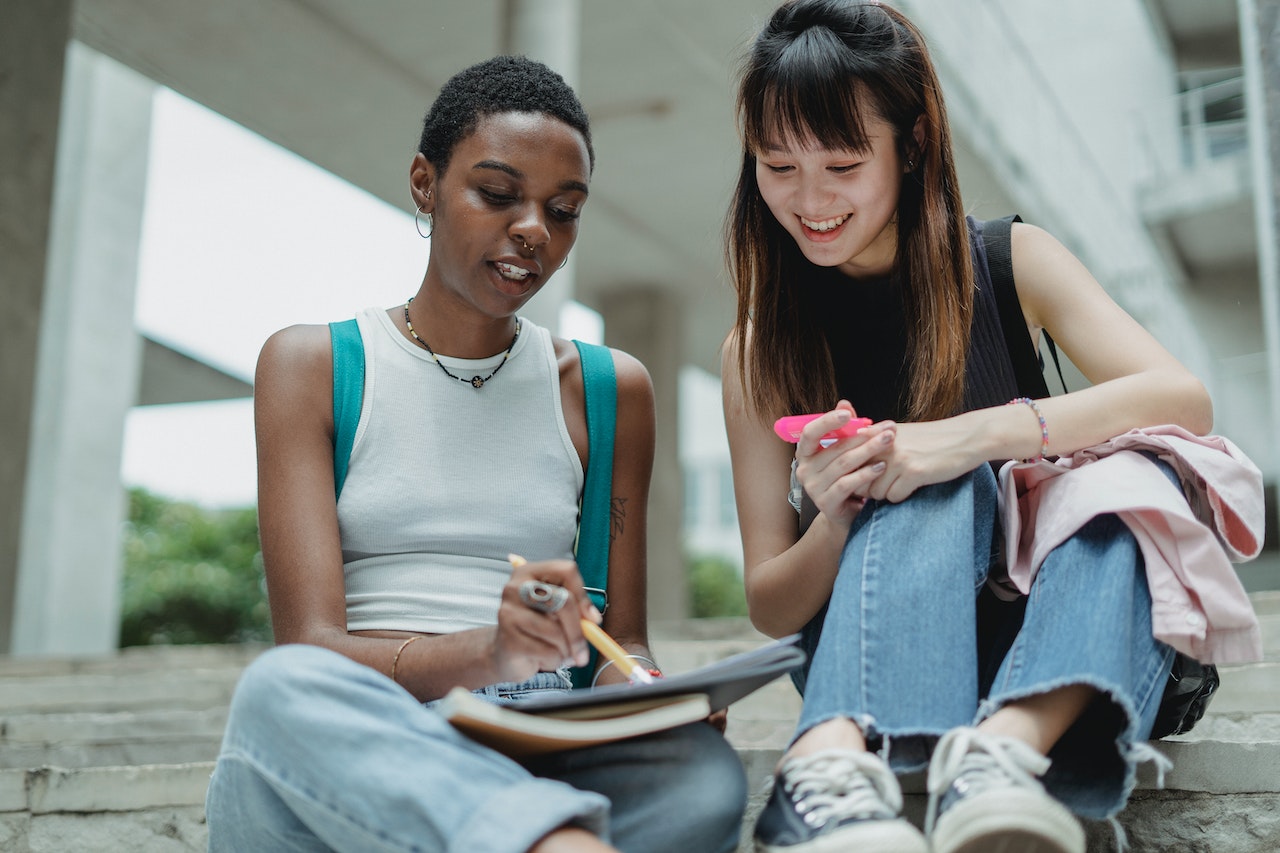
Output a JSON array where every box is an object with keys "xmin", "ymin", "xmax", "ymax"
[
  {"xmin": 0, "ymin": 669, "xmax": 242, "ymax": 716},
  {"xmin": 0, "ymin": 591, "xmax": 1275, "ymax": 852},
  {"xmin": 0, "ymin": 643, "xmax": 266, "ymax": 679},
  {"xmin": 0, "ymin": 708, "xmax": 226, "ymax": 769},
  {"xmin": 0, "ymin": 763, "xmax": 212, "ymax": 852},
  {"xmin": 3, "ymin": 740, "xmax": 1277, "ymax": 853}
]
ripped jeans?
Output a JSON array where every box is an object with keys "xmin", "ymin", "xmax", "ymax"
[{"xmin": 791, "ymin": 462, "xmax": 1176, "ymax": 819}]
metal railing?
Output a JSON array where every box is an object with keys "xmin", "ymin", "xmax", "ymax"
[
  {"xmin": 1182, "ymin": 74, "xmax": 1248, "ymax": 166},
  {"xmin": 1137, "ymin": 72, "xmax": 1247, "ymax": 178}
]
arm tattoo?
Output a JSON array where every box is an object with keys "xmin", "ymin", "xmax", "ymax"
[{"xmin": 610, "ymin": 497, "xmax": 628, "ymax": 543}]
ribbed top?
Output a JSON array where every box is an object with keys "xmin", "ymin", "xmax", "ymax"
[
  {"xmin": 338, "ymin": 307, "xmax": 582, "ymax": 634},
  {"xmin": 810, "ymin": 216, "xmax": 1023, "ymax": 420}
]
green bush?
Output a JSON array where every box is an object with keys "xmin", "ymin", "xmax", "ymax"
[
  {"xmin": 120, "ymin": 488, "xmax": 270, "ymax": 646},
  {"xmin": 120, "ymin": 488, "xmax": 751, "ymax": 640},
  {"xmin": 688, "ymin": 553, "xmax": 748, "ymax": 618}
]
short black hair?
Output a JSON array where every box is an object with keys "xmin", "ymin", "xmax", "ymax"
[{"xmin": 418, "ymin": 55, "xmax": 594, "ymax": 174}]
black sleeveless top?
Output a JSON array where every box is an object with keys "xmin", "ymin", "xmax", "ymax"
[{"xmin": 805, "ymin": 216, "xmax": 1023, "ymax": 421}]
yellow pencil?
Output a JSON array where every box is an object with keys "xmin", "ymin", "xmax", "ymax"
[
  {"xmin": 580, "ymin": 620, "xmax": 655, "ymax": 685},
  {"xmin": 508, "ymin": 554, "xmax": 654, "ymax": 685}
]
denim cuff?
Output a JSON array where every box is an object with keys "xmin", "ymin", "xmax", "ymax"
[{"xmin": 451, "ymin": 777, "xmax": 610, "ymax": 853}]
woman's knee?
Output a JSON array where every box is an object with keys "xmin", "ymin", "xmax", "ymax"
[
  {"xmin": 228, "ymin": 644, "xmax": 353, "ymax": 721},
  {"xmin": 1043, "ymin": 512, "xmax": 1142, "ymax": 595},
  {"xmin": 845, "ymin": 474, "xmax": 995, "ymax": 596},
  {"xmin": 855, "ymin": 468, "xmax": 995, "ymax": 547},
  {"xmin": 660, "ymin": 723, "xmax": 747, "ymax": 826}
]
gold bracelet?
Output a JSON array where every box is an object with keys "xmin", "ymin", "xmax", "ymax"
[{"xmin": 390, "ymin": 635, "xmax": 423, "ymax": 685}]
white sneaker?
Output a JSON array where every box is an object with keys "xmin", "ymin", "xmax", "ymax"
[
  {"xmin": 925, "ymin": 727, "xmax": 1085, "ymax": 853},
  {"xmin": 753, "ymin": 749, "xmax": 928, "ymax": 853}
]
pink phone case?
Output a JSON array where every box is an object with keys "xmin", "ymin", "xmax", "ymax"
[{"xmin": 773, "ymin": 413, "xmax": 873, "ymax": 443}]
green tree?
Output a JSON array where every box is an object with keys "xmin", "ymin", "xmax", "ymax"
[
  {"xmin": 687, "ymin": 553, "xmax": 749, "ymax": 619},
  {"xmin": 120, "ymin": 488, "xmax": 270, "ymax": 646}
]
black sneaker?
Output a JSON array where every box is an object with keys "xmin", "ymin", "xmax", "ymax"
[
  {"xmin": 753, "ymin": 749, "xmax": 928, "ymax": 853},
  {"xmin": 925, "ymin": 727, "xmax": 1085, "ymax": 853}
]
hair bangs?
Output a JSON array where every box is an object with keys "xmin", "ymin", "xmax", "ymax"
[{"xmin": 741, "ymin": 27, "xmax": 882, "ymax": 156}]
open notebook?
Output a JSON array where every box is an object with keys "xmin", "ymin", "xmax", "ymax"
[{"xmin": 439, "ymin": 633, "xmax": 805, "ymax": 756}]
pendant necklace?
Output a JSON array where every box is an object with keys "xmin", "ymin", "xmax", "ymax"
[{"xmin": 403, "ymin": 298, "xmax": 520, "ymax": 389}]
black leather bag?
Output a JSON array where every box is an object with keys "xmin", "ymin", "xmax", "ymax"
[
  {"xmin": 983, "ymin": 214, "xmax": 1220, "ymax": 739},
  {"xmin": 1150, "ymin": 655, "xmax": 1220, "ymax": 739}
]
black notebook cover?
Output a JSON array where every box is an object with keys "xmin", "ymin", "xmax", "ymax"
[{"xmin": 504, "ymin": 633, "xmax": 806, "ymax": 715}]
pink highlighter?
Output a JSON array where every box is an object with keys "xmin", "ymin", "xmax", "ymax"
[{"xmin": 774, "ymin": 413, "xmax": 873, "ymax": 446}]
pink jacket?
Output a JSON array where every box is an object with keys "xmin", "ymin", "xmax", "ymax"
[{"xmin": 996, "ymin": 425, "xmax": 1263, "ymax": 664}]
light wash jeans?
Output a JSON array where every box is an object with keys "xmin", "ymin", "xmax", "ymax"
[
  {"xmin": 205, "ymin": 644, "xmax": 746, "ymax": 853},
  {"xmin": 791, "ymin": 461, "xmax": 1176, "ymax": 819}
]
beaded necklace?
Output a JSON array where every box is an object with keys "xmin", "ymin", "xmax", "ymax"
[{"xmin": 403, "ymin": 298, "xmax": 521, "ymax": 389}]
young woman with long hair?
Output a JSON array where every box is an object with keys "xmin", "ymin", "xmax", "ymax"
[{"xmin": 722, "ymin": 3, "xmax": 1217, "ymax": 852}]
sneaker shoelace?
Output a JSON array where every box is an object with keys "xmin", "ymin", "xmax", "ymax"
[
  {"xmin": 779, "ymin": 749, "xmax": 903, "ymax": 829},
  {"xmin": 924, "ymin": 727, "xmax": 1052, "ymax": 835}
]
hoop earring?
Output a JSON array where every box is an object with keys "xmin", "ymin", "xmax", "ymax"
[
  {"xmin": 414, "ymin": 207, "xmax": 433, "ymax": 239},
  {"xmin": 559, "ymin": 254, "xmax": 570, "ymax": 271},
  {"xmin": 415, "ymin": 189, "xmax": 433, "ymax": 239}
]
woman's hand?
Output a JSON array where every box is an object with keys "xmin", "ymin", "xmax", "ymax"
[
  {"xmin": 859, "ymin": 416, "xmax": 988, "ymax": 504},
  {"xmin": 706, "ymin": 709, "xmax": 729, "ymax": 734},
  {"xmin": 491, "ymin": 559, "xmax": 599, "ymax": 684},
  {"xmin": 792, "ymin": 401, "xmax": 897, "ymax": 532}
]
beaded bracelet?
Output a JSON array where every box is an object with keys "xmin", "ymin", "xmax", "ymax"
[
  {"xmin": 591, "ymin": 654, "xmax": 663, "ymax": 688},
  {"xmin": 1006, "ymin": 397, "xmax": 1049, "ymax": 463},
  {"xmin": 390, "ymin": 635, "xmax": 423, "ymax": 684}
]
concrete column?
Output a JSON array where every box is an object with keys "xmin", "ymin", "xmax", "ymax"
[
  {"xmin": 11, "ymin": 45, "xmax": 154, "ymax": 655},
  {"xmin": 1241, "ymin": 0, "xmax": 1280, "ymax": 480},
  {"xmin": 0, "ymin": 0, "xmax": 74, "ymax": 655},
  {"xmin": 502, "ymin": 0, "xmax": 581, "ymax": 335},
  {"xmin": 600, "ymin": 288, "xmax": 689, "ymax": 623}
]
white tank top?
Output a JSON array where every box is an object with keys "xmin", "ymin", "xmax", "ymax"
[{"xmin": 338, "ymin": 307, "xmax": 583, "ymax": 634}]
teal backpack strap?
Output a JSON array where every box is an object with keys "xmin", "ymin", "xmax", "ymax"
[
  {"xmin": 571, "ymin": 340, "xmax": 617, "ymax": 688},
  {"xmin": 329, "ymin": 318, "xmax": 365, "ymax": 500}
]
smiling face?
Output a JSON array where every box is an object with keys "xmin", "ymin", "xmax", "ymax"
[
  {"xmin": 754, "ymin": 114, "xmax": 906, "ymax": 280},
  {"xmin": 413, "ymin": 110, "xmax": 591, "ymax": 323}
]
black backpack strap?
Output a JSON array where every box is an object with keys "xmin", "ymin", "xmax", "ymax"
[{"xmin": 982, "ymin": 215, "xmax": 1066, "ymax": 397}]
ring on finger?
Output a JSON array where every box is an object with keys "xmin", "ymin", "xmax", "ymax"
[{"xmin": 518, "ymin": 580, "xmax": 570, "ymax": 614}]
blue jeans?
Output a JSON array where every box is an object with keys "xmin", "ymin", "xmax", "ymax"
[
  {"xmin": 205, "ymin": 644, "xmax": 746, "ymax": 853},
  {"xmin": 792, "ymin": 462, "xmax": 1176, "ymax": 819}
]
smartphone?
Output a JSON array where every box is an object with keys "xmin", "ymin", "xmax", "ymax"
[{"xmin": 773, "ymin": 413, "xmax": 873, "ymax": 445}]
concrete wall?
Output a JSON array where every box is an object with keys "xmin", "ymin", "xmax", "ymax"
[
  {"xmin": 1242, "ymin": 0, "xmax": 1280, "ymax": 480},
  {"xmin": 0, "ymin": 1, "xmax": 74, "ymax": 654},
  {"xmin": 12, "ymin": 44, "xmax": 153, "ymax": 654},
  {"xmin": 996, "ymin": 0, "xmax": 1183, "ymax": 203},
  {"xmin": 904, "ymin": 0, "xmax": 1214, "ymax": 389}
]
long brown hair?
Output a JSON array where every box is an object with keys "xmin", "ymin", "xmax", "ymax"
[{"xmin": 727, "ymin": 0, "xmax": 972, "ymax": 421}]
